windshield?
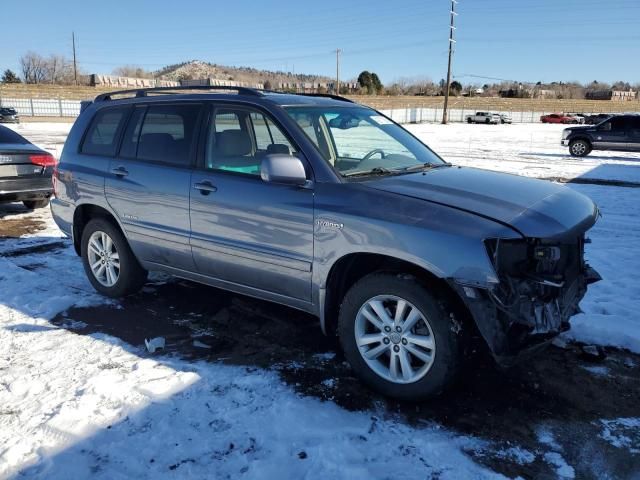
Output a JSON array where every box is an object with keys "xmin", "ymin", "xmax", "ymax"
[{"xmin": 284, "ymin": 106, "xmax": 445, "ymax": 177}]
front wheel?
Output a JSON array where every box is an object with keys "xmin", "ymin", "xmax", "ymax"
[
  {"xmin": 569, "ymin": 139, "xmax": 590, "ymax": 157},
  {"xmin": 81, "ymin": 218, "xmax": 148, "ymax": 297},
  {"xmin": 467, "ymin": 118, "xmax": 472, "ymax": 124},
  {"xmin": 338, "ymin": 273, "xmax": 462, "ymax": 400}
]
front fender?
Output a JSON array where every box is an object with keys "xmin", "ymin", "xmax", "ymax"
[{"xmin": 311, "ymin": 183, "xmax": 522, "ymax": 310}]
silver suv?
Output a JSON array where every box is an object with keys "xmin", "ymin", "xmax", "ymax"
[{"xmin": 51, "ymin": 86, "xmax": 600, "ymax": 399}]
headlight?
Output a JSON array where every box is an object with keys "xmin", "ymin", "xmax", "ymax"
[{"xmin": 562, "ymin": 129, "xmax": 570, "ymax": 139}]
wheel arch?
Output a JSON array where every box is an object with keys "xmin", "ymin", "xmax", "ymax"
[
  {"xmin": 321, "ymin": 252, "xmax": 473, "ymax": 337},
  {"xmin": 72, "ymin": 203, "xmax": 125, "ymax": 256},
  {"xmin": 569, "ymin": 135, "xmax": 592, "ymax": 146}
]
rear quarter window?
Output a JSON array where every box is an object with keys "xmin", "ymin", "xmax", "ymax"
[
  {"xmin": 0, "ymin": 126, "xmax": 29, "ymax": 144},
  {"xmin": 81, "ymin": 107, "xmax": 129, "ymax": 156}
]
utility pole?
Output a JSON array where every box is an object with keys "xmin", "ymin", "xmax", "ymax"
[
  {"xmin": 72, "ymin": 32, "xmax": 78, "ymax": 86},
  {"xmin": 442, "ymin": 0, "xmax": 457, "ymax": 124},
  {"xmin": 335, "ymin": 48, "xmax": 341, "ymax": 94}
]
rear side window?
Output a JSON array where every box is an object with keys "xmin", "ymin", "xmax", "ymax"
[
  {"xmin": 610, "ymin": 116, "xmax": 628, "ymax": 131},
  {"xmin": 81, "ymin": 107, "xmax": 129, "ymax": 156},
  {"xmin": 0, "ymin": 126, "xmax": 29, "ymax": 144},
  {"xmin": 135, "ymin": 104, "xmax": 201, "ymax": 166}
]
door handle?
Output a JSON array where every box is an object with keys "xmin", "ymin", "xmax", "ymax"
[
  {"xmin": 111, "ymin": 166, "xmax": 129, "ymax": 177},
  {"xmin": 193, "ymin": 181, "xmax": 217, "ymax": 194}
]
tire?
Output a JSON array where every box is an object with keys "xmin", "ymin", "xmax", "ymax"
[
  {"xmin": 23, "ymin": 198, "xmax": 49, "ymax": 209},
  {"xmin": 81, "ymin": 218, "xmax": 147, "ymax": 297},
  {"xmin": 569, "ymin": 139, "xmax": 590, "ymax": 157},
  {"xmin": 485, "ymin": 118, "xmax": 490, "ymax": 124},
  {"xmin": 467, "ymin": 118, "xmax": 472, "ymax": 124},
  {"xmin": 337, "ymin": 273, "xmax": 462, "ymax": 400}
]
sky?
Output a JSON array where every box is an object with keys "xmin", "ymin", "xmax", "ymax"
[{"xmin": 1, "ymin": 0, "xmax": 639, "ymax": 86}]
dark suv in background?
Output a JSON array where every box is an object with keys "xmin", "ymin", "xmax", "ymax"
[
  {"xmin": 562, "ymin": 114, "xmax": 640, "ymax": 156},
  {"xmin": 51, "ymin": 86, "xmax": 600, "ymax": 399}
]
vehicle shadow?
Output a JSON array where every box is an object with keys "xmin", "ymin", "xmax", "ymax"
[{"xmin": 43, "ymin": 278, "xmax": 640, "ymax": 479}]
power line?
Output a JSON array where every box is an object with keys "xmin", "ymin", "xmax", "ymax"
[{"xmin": 442, "ymin": 0, "xmax": 457, "ymax": 125}]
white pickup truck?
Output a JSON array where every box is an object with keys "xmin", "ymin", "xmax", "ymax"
[{"xmin": 466, "ymin": 112, "xmax": 501, "ymax": 124}]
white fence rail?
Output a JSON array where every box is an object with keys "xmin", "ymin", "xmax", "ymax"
[{"xmin": 0, "ymin": 96, "xmax": 602, "ymax": 124}]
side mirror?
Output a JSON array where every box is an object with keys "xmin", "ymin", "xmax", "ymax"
[{"xmin": 261, "ymin": 154, "xmax": 308, "ymax": 186}]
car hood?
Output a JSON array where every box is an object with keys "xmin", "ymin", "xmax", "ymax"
[{"xmin": 364, "ymin": 166, "xmax": 598, "ymax": 239}]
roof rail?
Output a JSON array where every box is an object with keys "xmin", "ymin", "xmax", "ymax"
[
  {"xmin": 299, "ymin": 93, "xmax": 354, "ymax": 103},
  {"xmin": 94, "ymin": 85, "xmax": 264, "ymax": 102}
]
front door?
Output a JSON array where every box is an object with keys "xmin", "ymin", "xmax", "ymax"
[
  {"xmin": 105, "ymin": 102, "xmax": 202, "ymax": 270},
  {"xmin": 189, "ymin": 104, "xmax": 314, "ymax": 303}
]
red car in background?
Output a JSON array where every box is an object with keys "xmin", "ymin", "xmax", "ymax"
[{"xmin": 540, "ymin": 113, "xmax": 580, "ymax": 124}]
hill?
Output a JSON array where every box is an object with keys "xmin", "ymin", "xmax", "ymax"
[{"xmin": 155, "ymin": 60, "xmax": 333, "ymax": 88}]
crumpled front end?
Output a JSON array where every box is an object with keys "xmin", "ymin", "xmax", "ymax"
[{"xmin": 452, "ymin": 234, "xmax": 600, "ymax": 365}]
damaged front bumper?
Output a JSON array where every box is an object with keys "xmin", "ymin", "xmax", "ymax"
[{"xmin": 450, "ymin": 236, "xmax": 601, "ymax": 366}]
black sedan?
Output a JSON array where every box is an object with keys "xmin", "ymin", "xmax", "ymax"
[
  {"xmin": 0, "ymin": 107, "xmax": 20, "ymax": 123},
  {"xmin": 0, "ymin": 125, "xmax": 55, "ymax": 209}
]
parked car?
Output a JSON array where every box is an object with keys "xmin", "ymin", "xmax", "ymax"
[
  {"xmin": 0, "ymin": 125, "xmax": 55, "ymax": 209},
  {"xmin": 0, "ymin": 107, "xmax": 20, "ymax": 124},
  {"xmin": 562, "ymin": 114, "xmax": 640, "ymax": 157},
  {"xmin": 51, "ymin": 86, "xmax": 600, "ymax": 399},
  {"xmin": 466, "ymin": 112, "xmax": 501, "ymax": 124},
  {"xmin": 567, "ymin": 113, "xmax": 586, "ymax": 124},
  {"xmin": 540, "ymin": 113, "xmax": 579, "ymax": 124},
  {"xmin": 498, "ymin": 113, "xmax": 512, "ymax": 124},
  {"xmin": 584, "ymin": 113, "xmax": 613, "ymax": 125}
]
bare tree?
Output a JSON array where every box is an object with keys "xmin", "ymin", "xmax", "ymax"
[
  {"xmin": 112, "ymin": 65, "xmax": 153, "ymax": 79},
  {"xmin": 20, "ymin": 52, "xmax": 48, "ymax": 84}
]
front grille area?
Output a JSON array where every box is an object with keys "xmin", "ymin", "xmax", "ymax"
[{"xmin": 484, "ymin": 236, "xmax": 595, "ymax": 347}]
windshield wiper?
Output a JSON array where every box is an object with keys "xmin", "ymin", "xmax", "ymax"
[
  {"xmin": 397, "ymin": 162, "xmax": 451, "ymax": 173},
  {"xmin": 342, "ymin": 166, "xmax": 396, "ymax": 178}
]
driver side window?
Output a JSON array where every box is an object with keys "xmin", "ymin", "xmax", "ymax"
[{"xmin": 205, "ymin": 107, "xmax": 296, "ymax": 176}]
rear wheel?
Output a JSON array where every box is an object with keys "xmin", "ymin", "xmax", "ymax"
[
  {"xmin": 338, "ymin": 273, "xmax": 462, "ymax": 400},
  {"xmin": 467, "ymin": 118, "xmax": 472, "ymax": 124},
  {"xmin": 23, "ymin": 198, "xmax": 49, "ymax": 209},
  {"xmin": 81, "ymin": 218, "xmax": 147, "ymax": 297},
  {"xmin": 569, "ymin": 139, "xmax": 590, "ymax": 157}
]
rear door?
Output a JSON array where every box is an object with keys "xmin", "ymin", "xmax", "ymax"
[
  {"xmin": 189, "ymin": 103, "xmax": 314, "ymax": 303},
  {"xmin": 593, "ymin": 116, "xmax": 629, "ymax": 151},
  {"xmin": 104, "ymin": 102, "xmax": 202, "ymax": 270},
  {"xmin": 626, "ymin": 117, "xmax": 640, "ymax": 151}
]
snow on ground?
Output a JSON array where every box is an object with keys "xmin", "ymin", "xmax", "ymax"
[
  {"xmin": 0, "ymin": 212, "xmax": 497, "ymax": 479},
  {"xmin": 1, "ymin": 121, "xmax": 640, "ymax": 477},
  {"xmin": 406, "ymin": 123, "xmax": 640, "ymax": 184}
]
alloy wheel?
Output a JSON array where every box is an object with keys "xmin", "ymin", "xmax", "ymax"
[
  {"xmin": 87, "ymin": 230, "xmax": 120, "ymax": 287},
  {"xmin": 354, "ymin": 295, "xmax": 436, "ymax": 384}
]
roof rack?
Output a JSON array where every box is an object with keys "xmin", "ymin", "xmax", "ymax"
[
  {"xmin": 299, "ymin": 93, "xmax": 354, "ymax": 103},
  {"xmin": 94, "ymin": 85, "xmax": 264, "ymax": 102}
]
